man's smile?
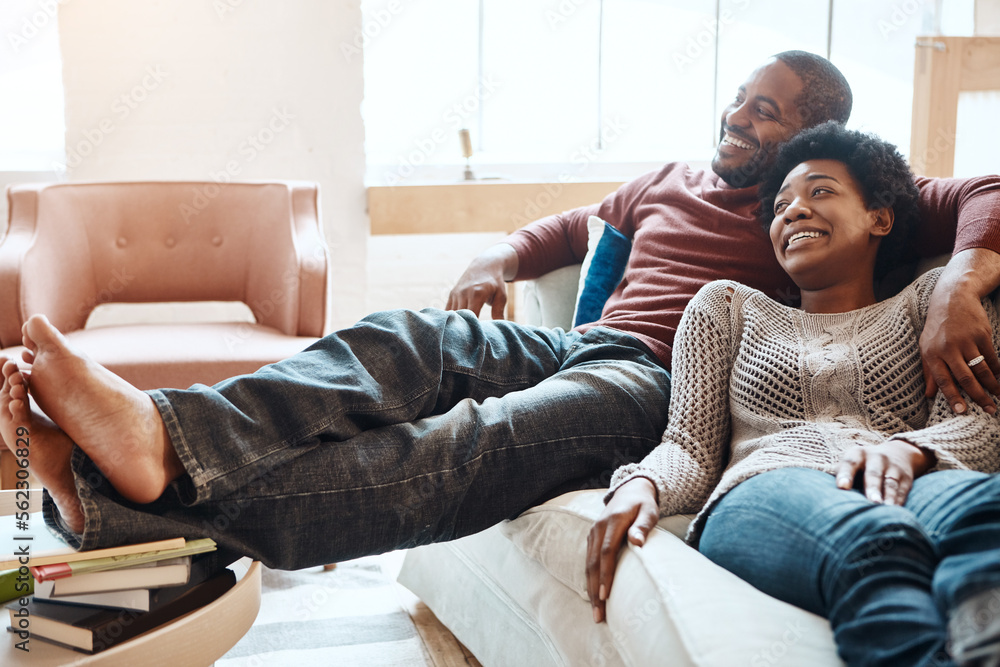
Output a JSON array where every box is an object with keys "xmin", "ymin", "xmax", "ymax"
[{"xmin": 721, "ymin": 131, "xmax": 756, "ymax": 151}]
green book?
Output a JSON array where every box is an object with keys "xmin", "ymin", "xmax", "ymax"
[
  {"xmin": 0, "ymin": 569, "xmax": 33, "ymax": 605},
  {"xmin": 32, "ymin": 538, "xmax": 217, "ymax": 581}
]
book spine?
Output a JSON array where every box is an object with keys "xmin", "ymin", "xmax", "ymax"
[
  {"xmin": 61, "ymin": 538, "xmax": 217, "ymax": 577},
  {"xmin": 30, "ymin": 563, "xmax": 72, "ymax": 583},
  {"xmin": 0, "ymin": 569, "xmax": 32, "ymax": 605}
]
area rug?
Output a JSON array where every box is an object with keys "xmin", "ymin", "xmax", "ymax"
[{"xmin": 216, "ymin": 552, "xmax": 431, "ymax": 666}]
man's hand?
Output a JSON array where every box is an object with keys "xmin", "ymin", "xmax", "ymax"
[
  {"xmin": 835, "ymin": 441, "xmax": 935, "ymax": 506},
  {"xmin": 446, "ymin": 244, "xmax": 519, "ymax": 320},
  {"xmin": 920, "ymin": 248, "xmax": 1000, "ymax": 415},
  {"xmin": 586, "ymin": 477, "xmax": 659, "ymax": 624}
]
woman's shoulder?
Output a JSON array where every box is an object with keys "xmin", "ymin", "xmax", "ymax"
[
  {"xmin": 894, "ymin": 266, "xmax": 944, "ymax": 315},
  {"xmin": 912, "ymin": 266, "xmax": 944, "ymax": 293},
  {"xmin": 693, "ymin": 279, "xmax": 784, "ymax": 314},
  {"xmin": 696, "ymin": 279, "xmax": 762, "ymax": 300}
]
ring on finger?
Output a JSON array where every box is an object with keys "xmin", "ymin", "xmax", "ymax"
[{"xmin": 968, "ymin": 355, "xmax": 986, "ymax": 368}]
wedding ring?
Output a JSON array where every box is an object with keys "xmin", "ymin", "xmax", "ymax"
[{"xmin": 968, "ymin": 355, "xmax": 986, "ymax": 368}]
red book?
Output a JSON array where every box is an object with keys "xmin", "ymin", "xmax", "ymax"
[{"xmin": 28, "ymin": 562, "xmax": 71, "ymax": 582}]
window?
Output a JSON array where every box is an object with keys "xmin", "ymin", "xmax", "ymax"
[
  {"xmin": 361, "ymin": 0, "xmax": 975, "ymax": 185},
  {"xmin": 0, "ymin": 0, "xmax": 66, "ymax": 171}
]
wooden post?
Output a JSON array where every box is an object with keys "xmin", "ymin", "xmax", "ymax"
[{"xmin": 910, "ymin": 36, "xmax": 1000, "ymax": 177}]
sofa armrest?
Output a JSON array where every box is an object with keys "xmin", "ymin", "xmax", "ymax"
[{"xmin": 520, "ymin": 264, "xmax": 581, "ymax": 330}]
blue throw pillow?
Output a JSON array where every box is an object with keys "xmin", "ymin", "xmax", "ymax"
[{"xmin": 572, "ymin": 216, "xmax": 632, "ymax": 327}]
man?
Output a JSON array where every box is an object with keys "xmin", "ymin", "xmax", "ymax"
[{"xmin": 3, "ymin": 51, "xmax": 1000, "ymax": 569}]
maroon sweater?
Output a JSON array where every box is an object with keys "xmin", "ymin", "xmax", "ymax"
[{"xmin": 506, "ymin": 163, "xmax": 1000, "ymax": 369}]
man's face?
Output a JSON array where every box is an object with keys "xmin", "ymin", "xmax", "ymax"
[{"xmin": 711, "ymin": 59, "xmax": 806, "ymax": 188}]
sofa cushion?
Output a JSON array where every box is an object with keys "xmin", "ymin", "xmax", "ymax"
[
  {"xmin": 399, "ymin": 524, "xmax": 623, "ymax": 667},
  {"xmin": 499, "ymin": 490, "xmax": 692, "ymax": 600},
  {"xmin": 500, "ymin": 490, "xmax": 843, "ymax": 666},
  {"xmin": 520, "ymin": 265, "xmax": 582, "ymax": 331},
  {"xmin": 400, "ymin": 490, "xmax": 843, "ymax": 666}
]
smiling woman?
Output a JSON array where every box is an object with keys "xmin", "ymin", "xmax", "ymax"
[
  {"xmin": 588, "ymin": 122, "xmax": 1000, "ymax": 666},
  {"xmin": 758, "ymin": 119, "xmax": 921, "ymax": 289}
]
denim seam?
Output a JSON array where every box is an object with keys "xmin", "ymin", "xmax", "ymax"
[
  {"xmin": 147, "ymin": 389, "xmax": 209, "ymax": 490},
  {"xmin": 174, "ymin": 383, "xmax": 436, "ymax": 490},
  {"xmin": 69, "ymin": 445, "xmax": 101, "ymax": 550},
  {"xmin": 182, "ymin": 382, "xmax": 444, "ymax": 488},
  {"xmin": 440, "ymin": 363, "xmax": 535, "ymax": 387},
  {"xmin": 210, "ymin": 434, "xmax": 656, "ymax": 500}
]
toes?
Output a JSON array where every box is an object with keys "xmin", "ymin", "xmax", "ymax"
[
  {"xmin": 2, "ymin": 361, "xmax": 28, "ymax": 399},
  {"xmin": 7, "ymin": 368, "xmax": 25, "ymax": 388},
  {"xmin": 20, "ymin": 348, "xmax": 34, "ymax": 365},
  {"xmin": 24, "ymin": 314, "xmax": 67, "ymax": 355},
  {"xmin": 8, "ymin": 396, "xmax": 27, "ymax": 422},
  {"xmin": 21, "ymin": 321, "xmax": 36, "ymax": 353}
]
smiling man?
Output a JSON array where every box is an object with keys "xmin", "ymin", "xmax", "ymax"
[
  {"xmin": 3, "ymin": 51, "xmax": 1000, "ymax": 571},
  {"xmin": 712, "ymin": 54, "xmax": 849, "ymax": 188}
]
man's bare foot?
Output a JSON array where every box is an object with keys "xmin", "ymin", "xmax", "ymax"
[
  {"xmin": 20, "ymin": 315, "xmax": 184, "ymax": 504},
  {"xmin": 1, "ymin": 358, "xmax": 85, "ymax": 533}
]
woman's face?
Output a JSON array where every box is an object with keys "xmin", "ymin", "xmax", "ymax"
[{"xmin": 768, "ymin": 159, "xmax": 889, "ymax": 291}]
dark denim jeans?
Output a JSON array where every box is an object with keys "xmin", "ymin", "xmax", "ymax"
[
  {"xmin": 699, "ymin": 467, "xmax": 1000, "ymax": 667},
  {"xmin": 48, "ymin": 309, "xmax": 671, "ymax": 569}
]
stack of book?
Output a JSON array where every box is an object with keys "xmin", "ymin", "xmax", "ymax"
[{"xmin": 2, "ymin": 535, "xmax": 236, "ymax": 654}]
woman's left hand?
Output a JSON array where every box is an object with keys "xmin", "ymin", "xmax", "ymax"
[{"xmin": 835, "ymin": 441, "xmax": 935, "ymax": 505}]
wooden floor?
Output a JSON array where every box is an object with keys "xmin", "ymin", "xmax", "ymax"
[
  {"xmin": 377, "ymin": 550, "xmax": 484, "ymax": 666},
  {"xmin": 395, "ymin": 584, "xmax": 483, "ymax": 667}
]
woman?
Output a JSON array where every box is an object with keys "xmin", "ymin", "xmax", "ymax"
[{"xmin": 586, "ymin": 121, "xmax": 1000, "ymax": 667}]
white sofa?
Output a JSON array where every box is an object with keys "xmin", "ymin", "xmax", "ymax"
[{"xmin": 397, "ymin": 263, "xmax": 846, "ymax": 667}]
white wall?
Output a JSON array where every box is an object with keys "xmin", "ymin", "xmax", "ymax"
[
  {"xmin": 976, "ymin": 0, "xmax": 1000, "ymax": 34},
  {"xmin": 57, "ymin": 0, "xmax": 367, "ymax": 328}
]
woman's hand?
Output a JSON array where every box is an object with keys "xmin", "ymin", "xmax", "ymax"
[
  {"xmin": 835, "ymin": 441, "xmax": 935, "ymax": 506},
  {"xmin": 586, "ymin": 477, "xmax": 659, "ymax": 624}
]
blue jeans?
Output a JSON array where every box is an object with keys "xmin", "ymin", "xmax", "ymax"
[
  {"xmin": 699, "ymin": 467, "xmax": 1000, "ymax": 667},
  {"xmin": 49, "ymin": 309, "xmax": 671, "ymax": 569}
]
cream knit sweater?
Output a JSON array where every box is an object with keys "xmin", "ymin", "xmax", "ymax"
[{"xmin": 609, "ymin": 268, "xmax": 1000, "ymax": 545}]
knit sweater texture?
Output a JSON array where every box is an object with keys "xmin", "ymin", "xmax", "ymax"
[
  {"xmin": 608, "ymin": 268, "xmax": 1000, "ymax": 546},
  {"xmin": 505, "ymin": 164, "xmax": 1000, "ymax": 368}
]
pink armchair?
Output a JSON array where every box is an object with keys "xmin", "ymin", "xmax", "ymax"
[{"xmin": 0, "ymin": 181, "xmax": 329, "ymax": 393}]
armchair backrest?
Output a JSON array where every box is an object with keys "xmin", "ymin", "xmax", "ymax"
[{"xmin": 0, "ymin": 181, "xmax": 329, "ymax": 348}]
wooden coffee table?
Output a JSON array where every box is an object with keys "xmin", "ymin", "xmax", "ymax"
[{"xmin": 1, "ymin": 491, "xmax": 261, "ymax": 666}]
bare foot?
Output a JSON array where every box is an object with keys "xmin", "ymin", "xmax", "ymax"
[
  {"xmin": 1, "ymin": 358, "xmax": 85, "ymax": 533},
  {"xmin": 20, "ymin": 315, "xmax": 184, "ymax": 504}
]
